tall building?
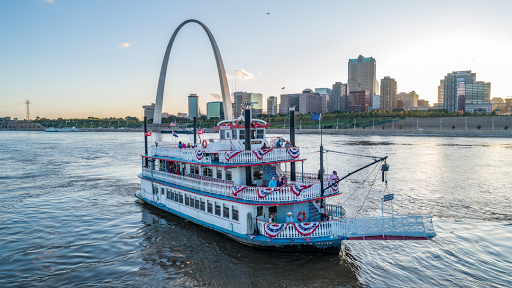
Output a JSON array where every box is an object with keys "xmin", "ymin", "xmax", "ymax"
[
  {"xmin": 465, "ymin": 81, "xmax": 491, "ymax": 113},
  {"xmin": 397, "ymin": 91, "xmax": 419, "ymax": 109},
  {"xmin": 331, "ymin": 82, "xmax": 348, "ymax": 111},
  {"xmin": 233, "ymin": 92, "xmax": 263, "ymax": 117},
  {"xmin": 438, "ymin": 80, "xmax": 444, "ymax": 104},
  {"xmin": 315, "ymin": 88, "xmax": 332, "ymax": 113},
  {"xmin": 267, "ymin": 96, "xmax": 278, "ymax": 115},
  {"xmin": 177, "ymin": 112, "xmax": 187, "ymax": 118},
  {"xmin": 418, "ymin": 99, "xmax": 430, "ymax": 107},
  {"xmin": 143, "ymin": 103, "xmax": 155, "ymax": 120},
  {"xmin": 371, "ymin": 95, "xmax": 381, "ymax": 110},
  {"xmin": 442, "ymin": 71, "xmax": 476, "ymax": 112},
  {"xmin": 348, "ymin": 55, "xmax": 378, "ymax": 106},
  {"xmin": 279, "ymin": 89, "xmax": 322, "ymax": 114},
  {"xmin": 188, "ymin": 94, "xmax": 199, "ymax": 120},
  {"xmin": 380, "ymin": 76, "xmax": 397, "ymax": 111},
  {"xmin": 349, "ymin": 90, "xmax": 370, "ymax": 112},
  {"xmin": 206, "ymin": 101, "xmax": 224, "ymax": 119}
]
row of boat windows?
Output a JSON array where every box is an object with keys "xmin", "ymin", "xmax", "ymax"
[
  {"xmin": 219, "ymin": 129, "xmax": 264, "ymax": 140},
  {"xmin": 154, "ymin": 186, "xmax": 239, "ymax": 222}
]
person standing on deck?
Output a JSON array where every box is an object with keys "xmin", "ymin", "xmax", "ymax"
[
  {"xmin": 329, "ymin": 171, "xmax": 338, "ymax": 181},
  {"xmin": 277, "ymin": 176, "xmax": 284, "ymax": 187},
  {"xmin": 285, "ymin": 212, "xmax": 294, "ymax": 223},
  {"xmin": 268, "ymin": 176, "xmax": 277, "ymax": 187}
]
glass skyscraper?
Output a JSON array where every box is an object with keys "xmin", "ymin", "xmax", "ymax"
[{"xmin": 207, "ymin": 101, "xmax": 224, "ymax": 119}]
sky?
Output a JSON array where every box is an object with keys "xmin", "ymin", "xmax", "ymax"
[{"xmin": 1, "ymin": 0, "xmax": 511, "ymax": 120}]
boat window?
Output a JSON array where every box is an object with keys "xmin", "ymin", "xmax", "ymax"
[
  {"xmin": 171, "ymin": 191, "xmax": 175, "ymax": 201},
  {"xmin": 253, "ymin": 166, "xmax": 263, "ymax": 180},
  {"xmin": 226, "ymin": 131, "xmax": 230, "ymax": 139},
  {"xmin": 161, "ymin": 187, "xmax": 165, "ymax": 195},
  {"xmin": 215, "ymin": 202, "xmax": 221, "ymax": 216},
  {"xmin": 203, "ymin": 167, "xmax": 208, "ymax": 176},
  {"xmin": 239, "ymin": 130, "xmax": 245, "ymax": 140},
  {"xmin": 217, "ymin": 169, "xmax": 222, "ymax": 179},
  {"xmin": 257, "ymin": 206, "xmax": 263, "ymax": 216},
  {"xmin": 251, "ymin": 129, "xmax": 256, "ymax": 139},
  {"xmin": 152, "ymin": 184, "xmax": 157, "ymax": 194},
  {"xmin": 195, "ymin": 198, "xmax": 199, "ymax": 209},
  {"xmin": 220, "ymin": 130, "xmax": 226, "ymax": 139},
  {"xmin": 166, "ymin": 189, "xmax": 170, "ymax": 199},
  {"xmin": 185, "ymin": 195, "xmax": 190, "ymax": 206},
  {"xmin": 232, "ymin": 130, "xmax": 237, "ymax": 139},
  {"xmin": 179, "ymin": 192, "xmax": 183, "ymax": 203},
  {"xmin": 207, "ymin": 167, "xmax": 213, "ymax": 177},
  {"xmin": 200, "ymin": 198, "xmax": 205, "ymax": 211},
  {"xmin": 226, "ymin": 169, "xmax": 232, "ymax": 181},
  {"xmin": 223, "ymin": 204, "xmax": 230, "ymax": 219},
  {"xmin": 256, "ymin": 129, "xmax": 264, "ymax": 139},
  {"xmin": 207, "ymin": 200, "xmax": 213, "ymax": 213},
  {"xmin": 232, "ymin": 206, "xmax": 239, "ymax": 221},
  {"xmin": 191, "ymin": 196, "xmax": 196, "ymax": 208}
]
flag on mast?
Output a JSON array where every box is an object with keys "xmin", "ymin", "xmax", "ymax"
[
  {"xmin": 312, "ymin": 113, "xmax": 322, "ymax": 121},
  {"xmin": 170, "ymin": 121, "xmax": 176, "ymax": 127},
  {"xmin": 172, "ymin": 131, "xmax": 178, "ymax": 137},
  {"xmin": 145, "ymin": 131, "xmax": 152, "ymax": 136}
]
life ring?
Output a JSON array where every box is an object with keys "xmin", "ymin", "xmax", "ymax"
[
  {"xmin": 202, "ymin": 139, "xmax": 208, "ymax": 148},
  {"xmin": 298, "ymin": 211, "xmax": 306, "ymax": 222}
]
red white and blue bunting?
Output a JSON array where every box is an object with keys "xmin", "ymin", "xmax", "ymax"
[
  {"xmin": 293, "ymin": 222, "xmax": 321, "ymax": 236},
  {"xmin": 252, "ymin": 149, "xmax": 273, "ymax": 160},
  {"xmin": 224, "ymin": 150, "xmax": 243, "ymax": 161},
  {"xmin": 287, "ymin": 147, "xmax": 300, "ymax": 159},
  {"xmin": 263, "ymin": 223, "xmax": 287, "ymax": 237},
  {"xmin": 232, "ymin": 185, "xmax": 247, "ymax": 197},
  {"xmin": 290, "ymin": 184, "xmax": 314, "ymax": 196},
  {"xmin": 329, "ymin": 180, "xmax": 339, "ymax": 192},
  {"xmin": 196, "ymin": 150, "xmax": 203, "ymax": 160},
  {"xmin": 257, "ymin": 187, "xmax": 281, "ymax": 198}
]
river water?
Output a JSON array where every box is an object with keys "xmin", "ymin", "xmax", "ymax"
[{"xmin": 0, "ymin": 131, "xmax": 511, "ymax": 287}]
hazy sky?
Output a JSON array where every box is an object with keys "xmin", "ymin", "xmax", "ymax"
[{"xmin": 1, "ymin": 0, "xmax": 511, "ymax": 120}]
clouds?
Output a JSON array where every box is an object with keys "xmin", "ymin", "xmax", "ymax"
[
  {"xmin": 42, "ymin": 0, "xmax": 54, "ymax": 3},
  {"xmin": 210, "ymin": 93, "xmax": 222, "ymax": 100},
  {"xmin": 117, "ymin": 42, "xmax": 131, "ymax": 48},
  {"xmin": 235, "ymin": 68, "xmax": 254, "ymax": 79},
  {"xmin": 226, "ymin": 73, "xmax": 234, "ymax": 79}
]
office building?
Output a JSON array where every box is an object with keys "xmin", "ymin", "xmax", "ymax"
[
  {"xmin": 279, "ymin": 89, "xmax": 322, "ymax": 114},
  {"xmin": 380, "ymin": 76, "xmax": 397, "ymax": 111},
  {"xmin": 143, "ymin": 103, "xmax": 155, "ymax": 120},
  {"xmin": 233, "ymin": 92, "xmax": 263, "ymax": 117},
  {"xmin": 398, "ymin": 91, "xmax": 419, "ymax": 109},
  {"xmin": 188, "ymin": 94, "xmax": 199, "ymax": 120},
  {"xmin": 315, "ymin": 88, "xmax": 332, "ymax": 113},
  {"xmin": 348, "ymin": 55, "xmax": 378, "ymax": 106},
  {"xmin": 207, "ymin": 101, "xmax": 224, "ymax": 119},
  {"xmin": 371, "ymin": 95, "xmax": 381, "ymax": 110},
  {"xmin": 465, "ymin": 81, "xmax": 491, "ymax": 113},
  {"xmin": 332, "ymin": 82, "xmax": 348, "ymax": 111},
  {"xmin": 418, "ymin": 99, "xmax": 429, "ymax": 107},
  {"xmin": 349, "ymin": 90, "xmax": 370, "ymax": 112},
  {"xmin": 441, "ymin": 71, "xmax": 476, "ymax": 112},
  {"xmin": 177, "ymin": 112, "xmax": 187, "ymax": 118},
  {"xmin": 267, "ymin": 96, "xmax": 278, "ymax": 115},
  {"xmin": 396, "ymin": 99, "xmax": 403, "ymax": 109},
  {"xmin": 438, "ymin": 80, "xmax": 444, "ymax": 104}
]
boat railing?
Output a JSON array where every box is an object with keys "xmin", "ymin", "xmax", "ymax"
[
  {"xmin": 256, "ymin": 219, "xmax": 348, "ymax": 238},
  {"xmin": 325, "ymin": 203, "xmax": 347, "ymax": 219},
  {"xmin": 219, "ymin": 147, "xmax": 299, "ymax": 163},
  {"xmin": 151, "ymin": 146, "xmax": 212, "ymax": 163},
  {"xmin": 285, "ymin": 171, "xmax": 329, "ymax": 181},
  {"xmin": 142, "ymin": 168, "xmax": 339, "ymax": 203}
]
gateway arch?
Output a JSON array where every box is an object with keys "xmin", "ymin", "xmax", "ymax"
[{"xmin": 153, "ymin": 19, "xmax": 232, "ymax": 124}]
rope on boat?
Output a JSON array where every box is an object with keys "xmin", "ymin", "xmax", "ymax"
[
  {"xmin": 339, "ymin": 162, "xmax": 382, "ymax": 207},
  {"xmin": 354, "ymin": 162, "xmax": 383, "ymax": 218},
  {"xmin": 324, "ymin": 149, "xmax": 380, "ymax": 159}
]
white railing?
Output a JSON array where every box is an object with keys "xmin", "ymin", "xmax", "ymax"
[
  {"xmin": 256, "ymin": 220, "xmax": 348, "ymax": 239},
  {"xmin": 219, "ymin": 148, "xmax": 295, "ymax": 163},
  {"xmin": 142, "ymin": 168, "xmax": 339, "ymax": 203},
  {"xmin": 255, "ymin": 214, "xmax": 435, "ymax": 239},
  {"xmin": 151, "ymin": 146, "xmax": 212, "ymax": 163}
]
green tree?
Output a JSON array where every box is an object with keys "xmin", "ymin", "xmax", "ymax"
[
  {"xmin": 452, "ymin": 125, "xmax": 455, "ymax": 129},
  {"xmin": 477, "ymin": 124, "xmax": 482, "ymax": 129},
  {"xmin": 505, "ymin": 125, "xmax": 509, "ymax": 130}
]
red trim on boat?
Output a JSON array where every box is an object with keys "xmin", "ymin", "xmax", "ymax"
[{"xmin": 141, "ymin": 155, "xmax": 305, "ymax": 167}]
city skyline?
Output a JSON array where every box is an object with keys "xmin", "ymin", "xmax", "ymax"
[{"xmin": 1, "ymin": 0, "xmax": 511, "ymax": 119}]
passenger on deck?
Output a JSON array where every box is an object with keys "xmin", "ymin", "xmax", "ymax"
[
  {"xmin": 328, "ymin": 171, "xmax": 338, "ymax": 181},
  {"xmin": 269, "ymin": 214, "xmax": 276, "ymax": 224},
  {"xmin": 268, "ymin": 176, "xmax": 277, "ymax": 187},
  {"xmin": 178, "ymin": 141, "xmax": 183, "ymax": 148},
  {"xmin": 261, "ymin": 143, "xmax": 268, "ymax": 149},
  {"xmin": 286, "ymin": 212, "xmax": 294, "ymax": 223},
  {"xmin": 277, "ymin": 176, "xmax": 284, "ymax": 187}
]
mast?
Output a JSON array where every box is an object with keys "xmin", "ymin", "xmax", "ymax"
[
  {"xmin": 319, "ymin": 114, "xmax": 324, "ymax": 221},
  {"xmin": 289, "ymin": 106, "xmax": 296, "ymax": 181},
  {"xmin": 244, "ymin": 103, "xmax": 252, "ymax": 186},
  {"xmin": 144, "ymin": 116, "xmax": 148, "ymax": 167}
]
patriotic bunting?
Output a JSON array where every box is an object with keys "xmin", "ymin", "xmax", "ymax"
[
  {"xmin": 232, "ymin": 185, "xmax": 247, "ymax": 196},
  {"xmin": 287, "ymin": 147, "xmax": 300, "ymax": 159},
  {"xmin": 263, "ymin": 223, "xmax": 287, "ymax": 237},
  {"xmin": 253, "ymin": 149, "xmax": 273, "ymax": 160},
  {"xmin": 293, "ymin": 222, "xmax": 321, "ymax": 236},
  {"xmin": 196, "ymin": 150, "xmax": 203, "ymax": 160},
  {"xmin": 224, "ymin": 150, "xmax": 243, "ymax": 161},
  {"xmin": 290, "ymin": 184, "xmax": 314, "ymax": 196},
  {"xmin": 330, "ymin": 180, "xmax": 339, "ymax": 192},
  {"xmin": 257, "ymin": 187, "xmax": 281, "ymax": 198}
]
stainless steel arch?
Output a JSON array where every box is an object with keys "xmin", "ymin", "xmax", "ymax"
[{"xmin": 153, "ymin": 19, "xmax": 232, "ymax": 124}]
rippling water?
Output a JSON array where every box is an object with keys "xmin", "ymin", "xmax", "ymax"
[{"xmin": 1, "ymin": 131, "xmax": 511, "ymax": 287}]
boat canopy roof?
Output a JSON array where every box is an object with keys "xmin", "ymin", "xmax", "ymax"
[{"xmin": 215, "ymin": 116, "xmax": 269, "ymax": 129}]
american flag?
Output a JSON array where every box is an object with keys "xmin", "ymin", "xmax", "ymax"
[{"xmin": 170, "ymin": 121, "xmax": 176, "ymax": 127}]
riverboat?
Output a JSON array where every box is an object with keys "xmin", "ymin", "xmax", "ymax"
[{"xmin": 135, "ymin": 110, "xmax": 436, "ymax": 253}]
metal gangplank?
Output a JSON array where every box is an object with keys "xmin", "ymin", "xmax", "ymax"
[{"xmin": 342, "ymin": 214, "xmax": 436, "ymax": 240}]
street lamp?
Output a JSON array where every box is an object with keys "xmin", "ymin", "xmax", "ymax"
[
  {"xmin": 353, "ymin": 118, "xmax": 356, "ymax": 132},
  {"xmin": 336, "ymin": 118, "xmax": 340, "ymax": 131}
]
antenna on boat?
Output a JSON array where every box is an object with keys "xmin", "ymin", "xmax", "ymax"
[
  {"xmin": 319, "ymin": 113, "xmax": 324, "ymax": 220},
  {"xmin": 244, "ymin": 102, "xmax": 254, "ymax": 186},
  {"xmin": 289, "ymin": 106, "xmax": 296, "ymax": 181}
]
